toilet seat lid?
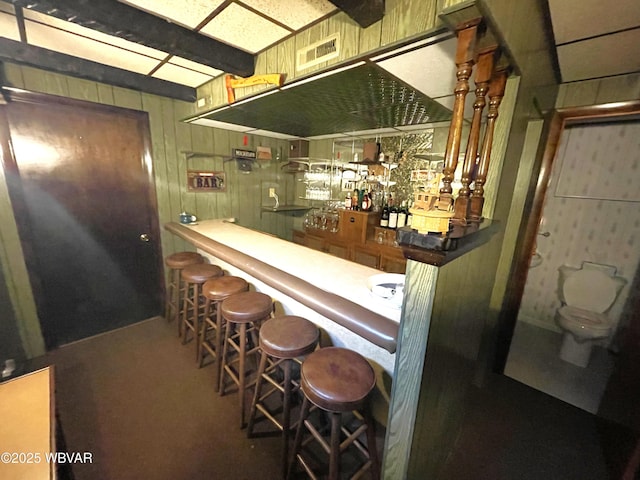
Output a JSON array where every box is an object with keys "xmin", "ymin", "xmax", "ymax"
[{"xmin": 563, "ymin": 269, "xmax": 617, "ymax": 313}]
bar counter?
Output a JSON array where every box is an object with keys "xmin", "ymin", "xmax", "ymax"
[{"xmin": 165, "ymin": 219, "xmax": 401, "ymax": 373}]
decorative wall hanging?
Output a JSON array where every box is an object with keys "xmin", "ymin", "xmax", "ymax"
[{"xmin": 187, "ymin": 170, "xmax": 226, "ymax": 192}]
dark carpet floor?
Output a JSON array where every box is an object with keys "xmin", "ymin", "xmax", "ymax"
[{"xmin": 42, "ymin": 316, "xmax": 283, "ymax": 480}]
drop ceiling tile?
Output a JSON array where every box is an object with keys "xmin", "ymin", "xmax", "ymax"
[
  {"xmin": 190, "ymin": 118, "xmax": 254, "ymax": 131},
  {"xmin": 25, "ymin": 21, "xmax": 160, "ymax": 75},
  {"xmin": 377, "ymin": 37, "xmax": 459, "ymax": 99},
  {"xmin": 152, "ymin": 62, "xmax": 213, "ymax": 87},
  {"xmin": 548, "ymin": 0, "xmax": 640, "ymax": 44},
  {"xmin": 557, "ymin": 29, "xmax": 640, "ymax": 82},
  {"xmin": 119, "ymin": 0, "xmax": 226, "ymax": 29},
  {"xmin": 240, "ymin": 0, "xmax": 336, "ymax": 30},
  {"xmin": 0, "ymin": 11, "xmax": 20, "ymax": 41},
  {"xmin": 23, "ymin": 9, "xmax": 166, "ymax": 59},
  {"xmin": 245, "ymin": 129, "xmax": 299, "ymax": 139},
  {"xmin": 200, "ymin": 3, "xmax": 290, "ymax": 54},
  {"xmin": 170, "ymin": 56, "xmax": 224, "ymax": 77}
]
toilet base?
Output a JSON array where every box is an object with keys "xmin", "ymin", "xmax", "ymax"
[{"xmin": 559, "ymin": 333, "xmax": 592, "ymax": 367}]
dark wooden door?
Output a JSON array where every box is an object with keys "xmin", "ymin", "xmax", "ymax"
[{"xmin": 1, "ymin": 90, "xmax": 164, "ymax": 349}]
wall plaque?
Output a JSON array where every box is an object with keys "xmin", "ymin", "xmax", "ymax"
[{"xmin": 187, "ymin": 170, "xmax": 226, "ymax": 192}]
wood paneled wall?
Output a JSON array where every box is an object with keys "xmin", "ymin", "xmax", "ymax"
[{"xmin": 0, "ymin": 62, "xmax": 293, "ymax": 357}]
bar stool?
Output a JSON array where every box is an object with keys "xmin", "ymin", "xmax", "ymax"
[
  {"xmin": 247, "ymin": 315, "xmax": 319, "ymax": 478},
  {"xmin": 180, "ymin": 263, "xmax": 223, "ymax": 349},
  {"xmin": 287, "ymin": 347, "xmax": 380, "ymax": 480},
  {"xmin": 218, "ymin": 291, "xmax": 273, "ymax": 428},
  {"xmin": 164, "ymin": 251, "xmax": 203, "ymax": 324},
  {"xmin": 199, "ymin": 276, "xmax": 250, "ymax": 378}
]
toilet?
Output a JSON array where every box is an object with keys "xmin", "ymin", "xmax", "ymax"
[{"xmin": 555, "ymin": 262, "xmax": 626, "ymax": 367}]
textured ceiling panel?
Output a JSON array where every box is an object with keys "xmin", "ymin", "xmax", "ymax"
[
  {"xmin": 23, "ymin": 8, "xmax": 166, "ymax": 59},
  {"xmin": 200, "ymin": 3, "xmax": 290, "ymax": 53},
  {"xmin": 548, "ymin": 0, "xmax": 640, "ymax": 44},
  {"xmin": 152, "ymin": 62, "xmax": 213, "ymax": 88},
  {"xmin": 199, "ymin": 63, "xmax": 453, "ymax": 137},
  {"xmin": 557, "ymin": 29, "xmax": 640, "ymax": 82},
  {"xmin": 118, "ymin": 0, "xmax": 226, "ymax": 29},
  {"xmin": 24, "ymin": 21, "xmax": 160, "ymax": 74},
  {"xmin": 0, "ymin": 11, "xmax": 19, "ymax": 41},
  {"xmin": 241, "ymin": 0, "xmax": 336, "ymax": 29}
]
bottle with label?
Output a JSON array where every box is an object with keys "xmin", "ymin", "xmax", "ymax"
[
  {"xmin": 344, "ymin": 193, "xmax": 352, "ymax": 210},
  {"xmin": 380, "ymin": 203, "xmax": 389, "ymax": 228},
  {"xmin": 397, "ymin": 201, "xmax": 407, "ymax": 228},
  {"xmin": 388, "ymin": 204, "xmax": 398, "ymax": 229},
  {"xmin": 361, "ymin": 192, "xmax": 371, "ymax": 211},
  {"xmin": 351, "ymin": 189, "xmax": 359, "ymax": 210}
]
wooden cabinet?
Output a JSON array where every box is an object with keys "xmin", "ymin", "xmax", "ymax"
[
  {"xmin": 339, "ymin": 210, "xmax": 379, "ymax": 244},
  {"xmin": 352, "ymin": 244, "xmax": 380, "ymax": 269},
  {"xmin": 294, "ymin": 227, "xmax": 406, "ymax": 273}
]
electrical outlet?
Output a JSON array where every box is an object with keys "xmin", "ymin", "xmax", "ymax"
[{"xmin": 269, "ymin": 188, "xmax": 276, "ymax": 197}]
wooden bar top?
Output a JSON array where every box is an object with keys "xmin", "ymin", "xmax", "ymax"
[{"xmin": 165, "ymin": 220, "xmax": 400, "ymax": 353}]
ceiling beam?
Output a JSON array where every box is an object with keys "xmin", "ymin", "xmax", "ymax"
[
  {"xmin": 329, "ymin": 0, "xmax": 385, "ymax": 28},
  {"xmin": 7, "ymin": 0, "xmax": 255, "ymax": 77},
  {"xmin": 0, "ymin": 38, "xmax": 196, "ymax": 102}
]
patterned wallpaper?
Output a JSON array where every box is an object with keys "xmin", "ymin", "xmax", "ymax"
[{"xmin": 518, "ymin": 120, "xmax": 640, "ymax": 341}]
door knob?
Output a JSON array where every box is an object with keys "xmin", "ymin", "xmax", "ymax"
[{"xmin": 139, "ymin": 233, "xmax": 150, "ymax": 242}]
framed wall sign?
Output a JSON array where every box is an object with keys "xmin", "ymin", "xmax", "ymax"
[{"xmin": 187, "ymin": 170, "xmax": 226, "ymax": 192}]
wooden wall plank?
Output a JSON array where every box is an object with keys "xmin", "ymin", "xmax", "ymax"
[
  {"xmin": 380, "ymin": 0, "xmax": 438, "ymax": 48},
  {"xmin": 382, "ymin": 260, "xmax": 438, "ymax": 480},
  {"xmin": 2, "ymin": 62, "xmax": 26, "ymax": 88},
  {"xmin": 407, "ymin": 238, "xmax": 501, "ymax": 478},
  {"xmin": 112, "ymin": 86, "xmax": 143, "ymax": 111},
  {"xmin": 66, "ymin": 77, "xmax": 100, "ymax": 103},
  {"xmin": 97, "ymin": 83, "xmax": 115, "ymax": 105}
]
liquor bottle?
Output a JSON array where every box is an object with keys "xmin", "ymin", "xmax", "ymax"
[
  {"xmin": 380, "ymin": 203, "xmax": 389, "ymax": 228},
  {"xmin": 351, "ymin": 189, "xmax": 359, "ymax": 210},
  {"xmin": 397, "ymin": 201, "xmax": 407, "ymax": 228},
  {"xmin": 361, "ymin": 192, "xmax": 371, "ymax": 211},
  {"xmin": 344, "ymin": 193, "xmax": 352, "ymax": 210},
  {"xmin": 388, "ymin": 204, "xmax": 398, "ymax": 229}
]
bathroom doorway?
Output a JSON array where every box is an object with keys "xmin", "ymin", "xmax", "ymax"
[{"xmin": 500, "ymin": 102, "xmax": 640, "ymax": 421}]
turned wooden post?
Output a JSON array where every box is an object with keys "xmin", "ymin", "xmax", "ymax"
[
  {"xmin": 438, "ymin": 20, "xmax": 480, "ymax": 211},
  {"xmin": 469, "ymin": 68, "xmax": 508, "ymax": 222},
  {"xmin": 453, "ymin": 47, "xmax": 496, "ymax": 224}
]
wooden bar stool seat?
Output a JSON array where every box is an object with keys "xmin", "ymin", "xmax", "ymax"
[
  {"xmin": 180, "ymin": 263, "xmax": 223, "ymax": 351},
  {"xmin": 247, "ymin": 316, "xmax": 319, "ymax": 478},
  {"xmin": 218, "ymin": 291, "xmax": 274, "ymax": 428},
  {"xmin": 199, "ymin": 276, "xmax": 250, "ymax": 378},
  {"xmin": 288, "ymin": 347, "xmax": 380, "ymax": 480},
  {"xmin": 164, "ymin": 252, "xmax": 203, "ymax": 324}
]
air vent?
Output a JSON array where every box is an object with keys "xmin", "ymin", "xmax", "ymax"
[{"xmin": 296, "ymin": 33, "xmax": 340, "ymax": 71}]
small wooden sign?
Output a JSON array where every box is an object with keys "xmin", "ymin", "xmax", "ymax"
[
  {"xmin": 232, "ymin": 148, "xmax": 256, "ymax": 160},
  {"xmin": 187, "ymin": 170, "xmax": 226, "ymax": 192}
]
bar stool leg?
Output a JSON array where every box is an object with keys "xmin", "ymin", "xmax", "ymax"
[
  {"xmin": 165, "ymin": 268, "xmax": 179, "ymax": 322},
  {"xmin": 180, "ymin": 280, "xmax": 191, "ymax": 339},
  {"xmin": 198, "ymin": 298, "xmax": 212, "ymax": 365},
  {"xmin": 281, "ymin": 359, "xmax": 292, "ymax": 479},
  {"xmin": 287, "ymin": 396, "xmax": 311, "ymax": 480},
  {"xmin": 329, "ymin": 412, "xmax": 341, "ymax": 480},
  {"xmin": 246, "ymin": 350, "xmax": 269, "ymax": 436},
  {"xmin": 218, "ymin": 321, "xmax": 231, "ymax": 394},
  {"xmin": 215, "ymin": 304, "xmax": 225, "ymax": 385},
  {"xmin": 364, "ymin": 405, "xmax": 381, "ymax": 480},
  {"xmin": 238, "ymin": 322, "xmax": 247, "ymax": 428}
]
